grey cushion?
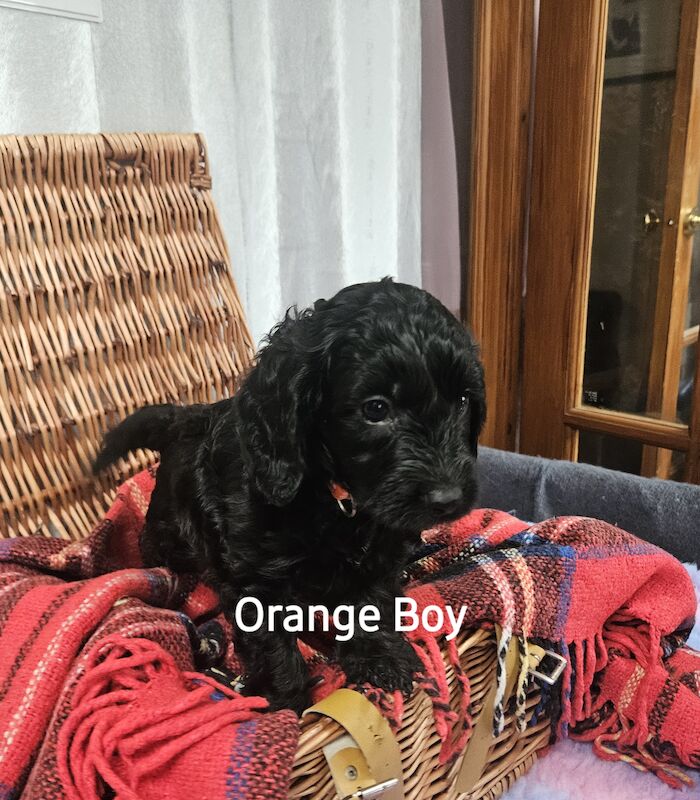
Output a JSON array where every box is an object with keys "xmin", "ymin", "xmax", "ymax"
[{"xmin": 477, "ymin": 447, "xmax": 700, "ymax": 565}]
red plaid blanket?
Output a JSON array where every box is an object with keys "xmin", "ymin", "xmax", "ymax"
[
  {"xmin": 405, "ymin": 509, "xmax": 700, "ymax": 788},
  {"xmin": 0, "ymin": 470, "xmax": 299, "ymax": 800},
  {"xmin": 1, "ymin": 470, "xmax": 699, "ymax": 797}
]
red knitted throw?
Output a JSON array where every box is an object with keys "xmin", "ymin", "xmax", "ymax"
[
  {"xmin": 403, "ymin": 509, "xmax": 700, "ymax": 788},
  {"xmin": 1, "ymin": 469, "xmax": 699, "ymax": 797},
  {"xmin": 0, "ymin": 470, "xmax": 299, "ymax": 800}
]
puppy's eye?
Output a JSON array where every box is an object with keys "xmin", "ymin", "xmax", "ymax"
[
  {"xmin": 362, "ymin": 398, "xmax": 391, "ymax": 423},
  {"xmin": 459, "ymin": 393, "xmax": 470, "ymax": 409}
]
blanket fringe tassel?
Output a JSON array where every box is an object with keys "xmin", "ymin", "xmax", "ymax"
[
  {"xmin": 592, "ymin": 718, "xmax": 694, "ymax": 790},
  {"xmin": 57, "ymin": 635, "xmax": 267, "ymax": 800},
  {"xmin": 570, "ymin": 625, "xmax": 697, "ymax": 790},
  {"xmin": 410, "ymin": 629, "xmax": 535, "ymax": 764},
  {"xmin": 411, "ymin": 634, "xmax": 472, "ymax": 764}
]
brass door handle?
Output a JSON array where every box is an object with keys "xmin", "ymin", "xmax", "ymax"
[{"xmin": 684, "ymin": 207, "xmax": 700, "ymax": 235}]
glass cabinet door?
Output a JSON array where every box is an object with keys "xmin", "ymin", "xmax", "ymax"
[
  {"xmin": 521, "ymin": 0, "xmax": 700, "ymax": 483},
  {"xmin": 580, "ymin": 1, "xmax": 686, "ymax": 475}
]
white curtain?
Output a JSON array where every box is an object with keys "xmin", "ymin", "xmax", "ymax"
[
  {"xmin": 420, "ymin": 0, "xmax": 461, "ymax": 318},
  {"xmin": 0, "ymin": 0, "xmax": 422, "ymax": 344}
]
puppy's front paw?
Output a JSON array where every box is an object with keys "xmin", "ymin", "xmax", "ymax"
[{"xmin": 339, "ymin": 635, "xmax": 422, "ymax": 696}]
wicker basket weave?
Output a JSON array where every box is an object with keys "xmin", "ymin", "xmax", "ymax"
[
  {"xmin": 0, "ymin": 133, "xmax": 550, "ymax": 799},
  {"xmin": 289, "ymin": 628, "xmax": 550, "ymax": 799},
  {"xmin": 0, "ymin": 133, "xmax": 254, "ymax": 540}
]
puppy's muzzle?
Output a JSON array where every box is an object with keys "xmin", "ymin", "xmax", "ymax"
[{"xmin": 426, "ymin": 486, "xmax": 464, "ymax": 517}]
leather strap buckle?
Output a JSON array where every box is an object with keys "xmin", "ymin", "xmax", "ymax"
[
  {"xmin": 304, "ymin": 688, "xmax": 404, "ymax": 800},
  {"xmin": 528, "ymin": 647, "xmax": 567, "ymax": 686}
]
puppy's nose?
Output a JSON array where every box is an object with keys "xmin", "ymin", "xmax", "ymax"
[{"xmin": 427, "ymin": 486, "xmax": 463, "ymax": 516}]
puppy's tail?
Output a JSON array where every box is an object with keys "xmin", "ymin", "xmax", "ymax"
[{"xmin": 92, "ymin": 404, "xmax": 179, "ymax": 474}]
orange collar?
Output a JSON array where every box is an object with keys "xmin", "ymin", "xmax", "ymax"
[
  {"xmin": 329, "ymin": 481, "xmax": 352, "ymax": 502},
  {"xmin": 329, "ymin": 480, "xmax": 356, "ymax": 517}
]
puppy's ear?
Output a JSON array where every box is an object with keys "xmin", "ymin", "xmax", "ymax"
[
  {"xmin": 468, "ymin": 357, "xmax": 486, "ymax": 456},
  {"xmin": 236, "ymin": 312, "xmax": 321, "ymax": 506}
]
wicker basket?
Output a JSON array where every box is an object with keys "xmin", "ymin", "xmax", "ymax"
[
  {"xmin": 0, "ymin": 133, "xmax": 551, "ymax": 799},
  {"xmin": 0, "ymin": 132, "xmax": 254, "ymax": 540},
  {"xmin": 289, "ymin": 628, "xmax": 550, "ymax": 799}
]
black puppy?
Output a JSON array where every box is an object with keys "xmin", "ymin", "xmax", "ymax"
[{"xmin": 93, "ymin": 278, "xmax": 485, "ymax": 713}]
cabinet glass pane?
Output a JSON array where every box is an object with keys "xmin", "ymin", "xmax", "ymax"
[{"xmin": 582, "ymin": 1, "xmax": 682, "ymax": 420}]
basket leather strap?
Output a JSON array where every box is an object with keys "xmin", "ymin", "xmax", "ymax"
[
  {"xmin": 455, "ymin": 633, "xmax": 547, "ymax": 794},
  {"xmin": 303, "ymin": 688, "xmax": 404, "ymax": 799}
]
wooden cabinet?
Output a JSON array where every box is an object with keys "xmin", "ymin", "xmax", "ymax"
[{"xmin": 468, "ymin": 0, "xmax": 700, "ymax": 482}]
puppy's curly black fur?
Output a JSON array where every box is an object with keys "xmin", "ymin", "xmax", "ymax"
[{"xmin": 94, "ymin": 279, "xmax": 485, "ymax": 713}]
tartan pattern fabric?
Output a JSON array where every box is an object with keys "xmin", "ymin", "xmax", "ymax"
[
  {"xmin": 0, "ymin": 469, "xmax": 299, "ymax": 800},
  {"xmin": 1, "ymin": 472, "xmax": 699, "ymax": 795},
  {"xmin": 403, "ymin": 509, "xmax": 700, "ymax": 787}
]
